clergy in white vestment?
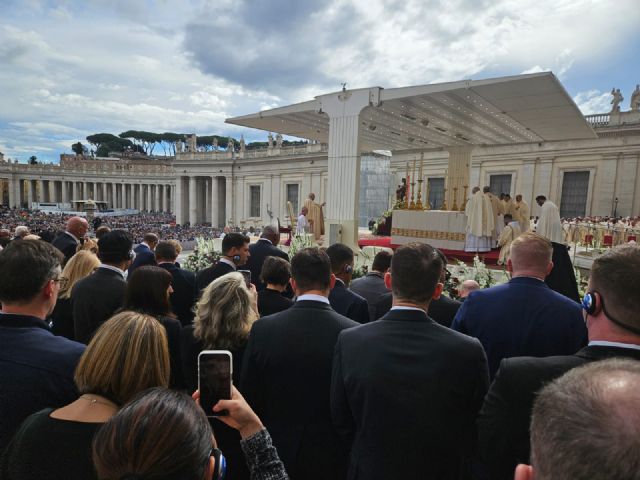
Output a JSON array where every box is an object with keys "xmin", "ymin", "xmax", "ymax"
[
  {"xmin": 502, "ymin": 194, "xmax": 516, "ymax": 217},
  {"xmin": 497, "ymin": 214, "xmax": 522, "ymax": 265},
  {"xmin": 535, "ymin": 196, "xmax": 566, "ymax": 243},
  {"xmin": 465, "ymin": 187, "xmax": 495, "ymax": 252},
  {"xmin": 514, "ymin": 195, "xmax": 530, "ymax": 232},
  {"xmin": 296, "ymin": 207, "xmax": 310, "ymax": 235},
  {"xmin": 483, "ymin": 186, "xmax": 503, "ymax": 241},
  {"xmin": 303, "ymin": 193, "xmax": 325, "ymax": 240}
]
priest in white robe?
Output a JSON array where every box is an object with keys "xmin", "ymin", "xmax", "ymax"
[
  {"xmin": 514, "ymin": 195, "xmax": 530, "ymax": 232},
  {"xmin": 497, "ymin": 213, "xmax": 522, "ymax": 265},
  {"xmin": 484, "ymin": 186, "xmax": 503, "ymax": 241},
  {"xmin": 465, "ymin": 187, "xmax": 494, "ymax": 252},
  {"xmin": 535, "ymin": 196, "xmax": 565, "ymax": 243}
]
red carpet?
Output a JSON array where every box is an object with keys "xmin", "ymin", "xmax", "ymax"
[{"xmin": 358, "ymin": 236, "xmax": 500, "ymax": 266}]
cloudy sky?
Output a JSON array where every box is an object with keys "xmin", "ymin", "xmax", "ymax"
[{"xmin": 1, "ymin": 0, "xmax": 639, "ymax": 163}]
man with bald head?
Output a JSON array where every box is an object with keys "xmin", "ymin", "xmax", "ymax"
[
  {"xmin": 459, "ymin": 279, "xmax": 480, "ymax": 300},
  {"xmin": 51, "ymin": 216, "xmax": 89, "ymax": 265},
  {"xmin": 452, "ymin": 232, "xmax": 586, "ymax": 379}
]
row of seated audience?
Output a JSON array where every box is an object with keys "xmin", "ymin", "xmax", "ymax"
[{"xmin": 1, "ymin": 215, "xmax": 640, "ymax": 480}]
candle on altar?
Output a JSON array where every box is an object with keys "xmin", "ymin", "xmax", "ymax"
[
  {"xmin": 407, "ymin": 174, "xmax": 411, "ymax": 204},
  {"xmin": 412, "ymin": 158, "xmax": 417, "ymax": 183}
]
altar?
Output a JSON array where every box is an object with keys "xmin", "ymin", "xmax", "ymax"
[{"xmin": 391, "ymin": 210, "xmax": 467, "ymax": 250}]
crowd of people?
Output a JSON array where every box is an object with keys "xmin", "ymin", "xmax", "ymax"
[{"xmin": 2, "ymin": 211, "xmax": 640, "ymax": 480}]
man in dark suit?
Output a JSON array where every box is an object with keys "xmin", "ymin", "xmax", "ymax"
[
  {"xmin": 247, "ymin": 226, "xmax": 289, "ymax": 291},
  {"xmin": 257, "ymin": 256, "xmax": 293, "ymax": 317},
  {"xmin": 155, "ymin": 240, "xmax": 198, "ymax": 326},
  {"xmin": 51, "ymin": 216, "xmax": 88, "ymax": 265},
  {"xmin": 374, "ymin": 249, "xmax": 461, "ymax": 327},
  {"xmin": 331, "ymin": 243, "xmax": 489, "ymax": 480},
  {"xmin": 128, "ymin": 232, "xmax": 158, "ymax": 275},
  {"xmin": 0, "ymin": 240, "xmax": 85, "ymax": 451},
  {"xmin": 326, "ymin": 243, "xmax": 369, "ymax": 324},
  {"xmin": 452, "ymin": 232, "xmax": 587, "ymax": 379},
  {"xmin": 515, "ymin": 359, "xmax": 640, "ymax": 480},
  {"xmin": 350, "ymin": 250, "xmax": 391, "ymax": 321},
  {"xmin": 241, "ymin": 248, "xmax": 358, "ymax": 480},
  {"xmin": 478, "ymin": 244, "xmax": 640, "ymax": 480},
  {"xmin": 196, "ymin": 233, "xmax": 250, "ymax": 292},
  {"xmin": 72, "ymin": 230, "xmax": 133, "ymax": 344}
]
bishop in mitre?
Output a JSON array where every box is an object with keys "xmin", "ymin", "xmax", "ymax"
[
  {"xmin": 497, "ymin": 213, "xmax": 522, "ymax": 265},
  {"xmin": 514, "ymin": 194, "xmax": 530, "ymax": 232},
  {"xmin": 465, "ymin": 186, "xmax": 495, "ymax": 252},
  {"xmin": 303, "ymin": 193, "xmax": 325, "ymax": 240}
]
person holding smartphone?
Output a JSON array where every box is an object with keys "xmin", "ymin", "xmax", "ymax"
[{"xmin": 180, "ymin": 272, "xmax": 259, "ymax": 480}]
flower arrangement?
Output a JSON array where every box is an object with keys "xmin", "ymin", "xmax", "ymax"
[
  {"xmin": 444, "ymin": 255, "xmax": 502, "ymax": 299},
  {"xmin": 183, "ymin": 237, "xmax": 221, "ymax": 273},
  {"xmin": 287, "ymin": 234, "xmax": 315, "ymax": 257}
]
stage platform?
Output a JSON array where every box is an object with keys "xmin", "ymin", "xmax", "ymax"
[{"xmin": 358, "ymin": 235, "xmax": 500, "ymax": 266}]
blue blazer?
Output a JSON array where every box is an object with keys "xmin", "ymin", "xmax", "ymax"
[
  {"xmin": 328, "ymin": 281, "xmax": 370, "ymax": 324},
  {"xmin": 129, "ymin": 244, "xmax": 156, "ymax": 275},
  {"xmin": 451, "ymin": 276, "xmax": 587, "ymax": 379}
]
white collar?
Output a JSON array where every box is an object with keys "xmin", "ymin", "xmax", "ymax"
[
  {"xmin": 65, "ymin": 231, "xmax": 80, "ymax": 243},
  {"xmin": 391, "ymin": 306, "xmax": 427, "ymax": 313},
  {"xmin": 219, "ymin": 257, "xmax": 237, "ymax": 269},
  {"xmin": 258, "ymin": 238, "xmax": 273, "ymax": 245},
  {"xmin": 99, "ymin": 264, "xmax": 126, "ymax": 278},
  {"xmin": 296, "ymin": 294, "xmax": 330, "ymax": 304},
  {"xmin": 588, "ymin": 340, "xmax": 640, "ymax": 351}
]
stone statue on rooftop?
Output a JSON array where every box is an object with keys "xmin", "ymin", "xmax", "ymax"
[
  {"xmin": 227, "ymin": 138, "xmax": 234, "ymax": 152},
  {"xmin": 176, "ymin": 140, "xmax": 183, "ymax": 153},
  {"xmin": 268, "ymin": 132, "xmax": 274, "ymax": 148},
  {"xmin": 611, "ymin": 88, "xmax": 624, "ymax": 113},
  {"xmin": 276, "ymin": 133, "xmax": 283, "ymax": 148},
  {"xmin": 185, "ymin": 134, "xmax": 197, "ymax": 152},
  {"xmin": 630, "ymin": 85, "xmax": 640, "ymax": 111},
  {"xmin": 213, "ymin": 137, "xmax": 218, "ymax": 149},
  {"xmin": 240, "ymin": 135, "xmax": 246, "ymax": 153}
]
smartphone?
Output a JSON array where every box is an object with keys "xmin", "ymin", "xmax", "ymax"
[
  {"xmin": 238, "ymin": 269, "xmax": 251, "ymax": 288},
  {"xmin": 198, "ymin": 350, "xmax": 232, "ymax": 417}
]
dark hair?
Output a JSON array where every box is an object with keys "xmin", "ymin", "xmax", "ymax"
[
  {"xmin": 504, "ymin": 214, "xmax": 513, "ymax": 220},
  {"xmin": 124, "ymin": 266, "xmax": 173, "ymax": 317},
  {"xmin": 143, "ymin": 233, "xmax": 159, "ymax": 244},
  {"xmin": 325, "ymin": 243, "xmax": 354, "ymax": 274},
  {"xmin": 535, "ymin": 195, "xmax": 547, "ymax": 202},
  {"xmin": 390, "ymin": 243, "xmax": 443, "ymax": 304},
  {"xmin": 291, "ymin": 247, "xmax": 332, "ymax": 292},
  {"xmin": 95, "ymin": 226, "xmax": 111, "ymax": 240},
  {"xmin": 0, "ymin": 240, "xmax": 63, "ymax": 303},
  {"xmin": 530, "ymin": 359, "xmax": 640, "ymax": 480},
  {"xmin": 98, "ymin": 230, "xmax": 133, "ymax": 264},
  {"xmin": 482, "ymin": 186, "xmax": 491, "ymax": 193},
  {"xmin": 154, "ymin": 241, "xmax": 178, "ymax": 261},
  {"xmin": 372, "ymin": 250, "xmax": 393, "ymax": 272},
  {"xmin": 261, "ymin": 256, "xmax": 291, "ymax": 286},
  {"xmin": 93, "ymin": 388, "xmax": 212, "ymax": 480},
  {"xmin": 590, "ymin": 245, "xmax": 640, "ymax": 332},
  {"xmin": 222, "ymin": 233, "xmax": 249, "ymax": 255}
]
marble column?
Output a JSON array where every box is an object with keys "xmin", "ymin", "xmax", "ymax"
[
  {"xmin": 27, "ymin": 180, "xmax": 34, "ymax": 206},
  {"xmin": 8, "ymin": 177, "xmax": 16, "ymax": 208},
  {"xmin": 189, "ymin": 176, "xmax": 198, "ymax": 225},
  {"xmin": 211, "ymin": 176, "xmax": 219, "ymax": 227},
  {"xmin": 147, "ymin": 184, "xmax": 153, "ymax": 212},
  {"xmin": 225, "ymin": 176, "xmax": 233, "ymax": 226},
  {"xmin": 205, "ymin": 178, "xmax": 212, "ymax": 224},
  {"xmin": 154, "ymin": 184, "xmax": 160, "ymax": 212},
  {"xmin": 175, "ymin": 180, "xmax": 183, "ymax": 223}
]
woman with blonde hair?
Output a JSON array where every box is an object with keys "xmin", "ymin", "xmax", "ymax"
[
  {"xmin": 76, "ymin": 237, "xmax": 98, "ymax": 255},
  {"xmin": 49, "ymin": 250, "xmax": 100, "ymax": 340},
  {"xmin": 0, "ymin": 311, "xmax": 170, "ymax": 480},
  {"xmin": 181, "ymin": 271, "xmax": 259, "ymax": 480}
]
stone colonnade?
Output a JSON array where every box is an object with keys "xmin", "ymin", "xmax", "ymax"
[
  {"xmin": 0, "ymin": 177, "xmax": 174, "ymax": 212},
  {"xmin": 174, "ymin": 175, "xmax": 229, "ymax": 227}
]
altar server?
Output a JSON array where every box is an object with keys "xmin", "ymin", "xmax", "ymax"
[{"xmin": 497, "ymin": 214, "xmax": 522, "ymax": 265}]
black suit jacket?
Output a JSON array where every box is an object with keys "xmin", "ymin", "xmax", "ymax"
[
  {"xmin": 51, "ymin": 232, "xmax": 79, "ymax": 265},
  {"xmin": 128, "ymin": 244, "xmax": 156, "ymax": 275},
  {"xmin": 328, "ymin": 281, "xmax": 369, "ymax": 324},
  {"xmin": 257, "ymin": 288, "xmax": 293, "ymax": 317},
  {"xmin": 240, "ymin": 300, "xmax": 358, "ymax": 480},
  {"xmin": 349, "ymin": 273, "xmax": 390, "ymax": 322},
  {"xmin": 71, "ymin": 267, "xmax": 126, "ymax": 344},
  {"xmin": 247, "ymin": 239, "xmax": 289, "ymax": 291},
  {"xmin": 331, "ymin": 309, "xmax": 489, "ymax": 480},
  {"xmin": 157, "ymin": 262, "xmax": 198, "ymax": 326},
  {"xmin": 196, "ymin": 261, "xmax": 235, "ymax": 292},
  {"xmin": 478, "ymin": 345, "xmax": 640, "ymax": 480},
  {"xmin": 375, "ymin": 292, "xmax": 462, "ymax": 328}
]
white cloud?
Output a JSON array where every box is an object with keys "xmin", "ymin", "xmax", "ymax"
[{"xmin": 573, "ymin": 89, "xmax": 612, "ymax": 115}]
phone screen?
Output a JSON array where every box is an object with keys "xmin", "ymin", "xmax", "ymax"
[
  {"xmin": 198, "ymin": 351, "xmax": 232, "ymax": 417},
  {"xmin": 239, "ymin": 269, "xmax": 251, "ymax": 288}
]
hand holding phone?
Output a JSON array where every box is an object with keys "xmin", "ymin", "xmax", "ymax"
[
  {"xmin": 198, "ymin": 350, "xmax": 232, "ymax": 417},
  {"xmin": 238, "ymin": 270, "xmax": 252, "ymax": 288}
]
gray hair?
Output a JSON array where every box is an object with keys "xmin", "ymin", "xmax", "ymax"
[
  {"xmin": 14, "ymin": 226, "xmax": 29, "ymax": 237},
  {"xmin": 193, "ymin": 272, "xmax": 257, "ymax": 350},
  {"xmin": 531, "ymin": 358, "xmax": 640, "ymax": 480}
]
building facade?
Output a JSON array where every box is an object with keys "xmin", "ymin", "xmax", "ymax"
[{"xmin": 1, "ymin": 110, "xmax": 639, "ymax": 225}]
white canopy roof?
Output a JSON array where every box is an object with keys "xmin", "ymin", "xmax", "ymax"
[{"xmin": 226, "ymin": 72, "xmax": 596, "ymax": 152}]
